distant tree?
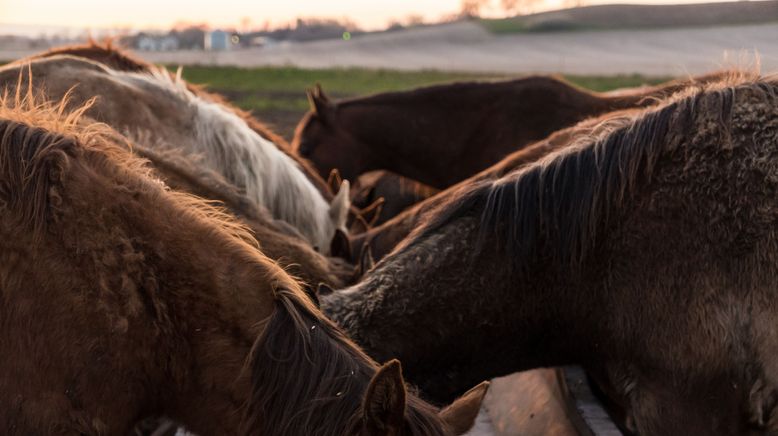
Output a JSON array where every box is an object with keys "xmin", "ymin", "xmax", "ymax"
[
  {"xmin": 501, "ymin": 0, "xmax": 544, "ymax": 15},
  {"xmin": 405, "ymin": 14, "xmax": 425, "ymax": 26},
  {"xmin": 460, "ymin": 0, "xmax": 490, "ymax": 17},
  {"xmin": 386, "ymin": 20, "xmax": 404, "ymax": 31}
]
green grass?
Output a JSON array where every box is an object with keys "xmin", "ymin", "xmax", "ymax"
[{"xmin": 175, "ymin": 65, "xmax": 669, "ymax": 111}]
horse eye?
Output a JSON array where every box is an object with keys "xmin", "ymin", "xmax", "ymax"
[{"xmin": 299, "ymin": 141, "xmax": 316, "ymax": 157}]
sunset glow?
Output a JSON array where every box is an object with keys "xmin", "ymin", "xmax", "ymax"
[{"xmin": 1, "ymin": 0, "xmax": 735, "ymax": 32}]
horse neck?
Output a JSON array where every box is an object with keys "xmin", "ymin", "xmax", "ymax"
[
  {"xmin": 323, "ymin": 218, "xmax": 588, "ymax": 402},
  {"xmin": 341, "ymin": 100, "xmax": 473, "ymax": 188},
  {"xmin": 191, "ymin": 104, "xmax": 334, "ymax": 250}
]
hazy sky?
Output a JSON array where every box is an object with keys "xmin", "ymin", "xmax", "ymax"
[{"xmin": 1, "ymin": 0, "xmax": 733, "ymax": 31}]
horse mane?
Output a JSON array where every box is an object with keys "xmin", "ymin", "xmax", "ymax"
[
  {"xmin": 409, "ymin": 71, "xmax": 769, "ymax": 273},
  {"xmin": 35, "ymin": 39, "xmax": 152, "ymax": 72},
  {"xmin": 245, "ymin": 287, "xmax": 447, "ymax": 435},
  {"xmin": 34, "ymin": 42, "xmax": 309, "ymax": 155},
  {"xmin": 98, "ymin": 65, "xmax": 342, "ymax": 250},
  {"xmin": 0, "ymin": 80, "xmax": 255, "ymax": 246}
]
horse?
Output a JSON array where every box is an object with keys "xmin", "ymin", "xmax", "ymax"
[
  {"xmin": 350, "ymin": 170, "xmax": 439, "ymax": 227},
  {"xmin": 131, "ymin": 143, "xmax": 357, "ymax": 289},
  {"xmin": 322, "ymin": 73, "xmax": 778, "ymax": 434},
  {"xmin": 29, "ymin": 42, "xmax": 368, "ymax": 210},
  {"xmin": 292, "ymin": 71, "xmax": 732, "ymax": 189},
  {"xmin": 0, "ymin": 90, "xmax": 488, "ymax": 435},
  {"xmin": 348, "ymin": 108, "xmax": 642, "ymax": 265},
  {"xmin": 0, "ymin": 55, "xmax": 350, "ymax": 254}
]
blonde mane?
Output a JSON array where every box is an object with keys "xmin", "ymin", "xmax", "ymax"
[{"xmin": 106, "ymin": 66, "xmax": 350, "ymax": 253}]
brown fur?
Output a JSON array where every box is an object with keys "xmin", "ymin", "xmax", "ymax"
[
  {"xmin": 132, "ymin": 144, "xmax": 357, "ymax": 289},
  {"xmin": 324, "ymin": 73, "xmax": 778, "ymax": 434},
  {"xmin": 351, "ymin": 170, "xmax": 439, "ymax": 227},
  {"xmin": 3, "ymin": 54, "xmax": 355, "ymax": 289},
  {"xmin": 0, "ymin": 93, "xmax": 484, "ymax": 435},
  {"xmin": 293, "ymin": 71, "xmax": 733, "ymax": 189},
  {"xmin": 24, "ymin": 42, "xmax": 334, "ymax": 197},
  {"xmin": 350, "ymin": 107, "xmax": 643, "ymax": 264}
]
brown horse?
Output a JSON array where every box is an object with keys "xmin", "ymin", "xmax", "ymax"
[
  {"xmin": 132, "ymin": 143, "xmax": 357, "ymax": 289},
  {"xmin": 349, "ymin": 107, "xmax": 642, "ymax": 265},
  {"xmin": 323, "ymin": 74, "xmax": 778, "ymax": 434},
  {"xmin": 0, "ymin": 91, "xmax": 488, "ymax": 435},
  {"xmin": 351, "ymin": 170, "xmax": 439, "ymax": 227},
  {"xmin": 293, "ymin": 72, "xmax": 732, "ymax": 189}
]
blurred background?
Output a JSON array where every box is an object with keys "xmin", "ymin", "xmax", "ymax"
[{"xmin": 2, "ymin": 0, "xmax": 776, "ymax": 140}]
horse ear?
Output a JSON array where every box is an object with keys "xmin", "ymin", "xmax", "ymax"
[
  {"xmin": 314, "ymin": 83, "xmax": 330, "ymax": 103},
  {"xmin": 317, "ymin": 282, "xmax": 334, "ymax": 297},
  {"xmin": 327, "ymin": 168, "xmax": 343, "ymax": 195},
  {"xmin": 363, "ymin": 360, "xmax": 407, "ymax": 435},
  {"xmin": 329, "ymin": 228, "xmax": 352, "ymax": 260},
  {"xmin": 307, "ymin": 83, "xmax": 334, "ymax": 123},
  {"xmin": 359, "ymin": 245, "xmax": 376, "ymax": 275},
  {"xmin": 438, "ymin": 381, "xmax": 491, "ymax": 435},
  {"xmin": 329, "ymin": 180, "xmax": 351, "ymax": 229},
  {"xmin": 304, "ymin": 285, "xmax": 321, "ymax": 308},
  {"xmin": 360, "ymin": 197, "xmax": 385, "ymax": 228}
]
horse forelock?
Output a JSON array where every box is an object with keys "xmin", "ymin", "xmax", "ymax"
[{"xmin": 409, "ymin": 72, "xmax": 772, "ymax": 275}]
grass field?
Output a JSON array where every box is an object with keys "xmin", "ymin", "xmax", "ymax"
[{"xmin": 175, "ymin": 65, "xmax": 670, "ymax": 140}]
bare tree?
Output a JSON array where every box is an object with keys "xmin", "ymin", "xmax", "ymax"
[
  {"xmin": 405, "ymin": 14, "xmax": 425, "ymax": 26},
  {"xmin": 460, "ymin": 0, "xmax": 490, "ymax": 17},
  {"xmin": 501, "ymin": 0, "xmax": 544, "ymax": 15}
]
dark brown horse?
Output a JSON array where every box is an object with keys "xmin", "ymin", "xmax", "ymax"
[
  {"xmin": 323, "ymin": 74, "xmax": 778, "ymax": 434},
  {"xmin": 351, "ymin": 170, "xmax": 439, "ymax": 227},
  {"xmin": 349, "ymin": 108, "xmax": 641, "ymax": 264},
  {"xmin": 293, "ymin": 72, "xmax": 732, "ymax": 189},
  {"xmin": 0, "ymin": 92, "xmax": 487, "ymax": 435}
]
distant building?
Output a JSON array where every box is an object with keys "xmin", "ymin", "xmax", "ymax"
[
  {"xmin": 136, "ymin": 34, "xmax": 179, "ymax": 51},
  {"xmin": 204, "ymin": 30, "xmax": 237, "ymax": 51}
]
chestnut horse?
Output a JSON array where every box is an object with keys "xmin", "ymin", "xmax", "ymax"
[
  {"xmin": 293, "ymin": 72, "xmax": 731, "ymax": 189},
  {"xmin": 323, "ymin": 74, "xmax": 778, "ymax": 434},
  {"xmin": 0, "ymin": 55, "xmax": 350, "ymax": 254},
  {"xmin": 0, "ymin": 92, "xmax": 488, "ymax": 435},
  {"xmin": 132, "ymin": 144, "xmax": 357, "ymax": 289}
]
